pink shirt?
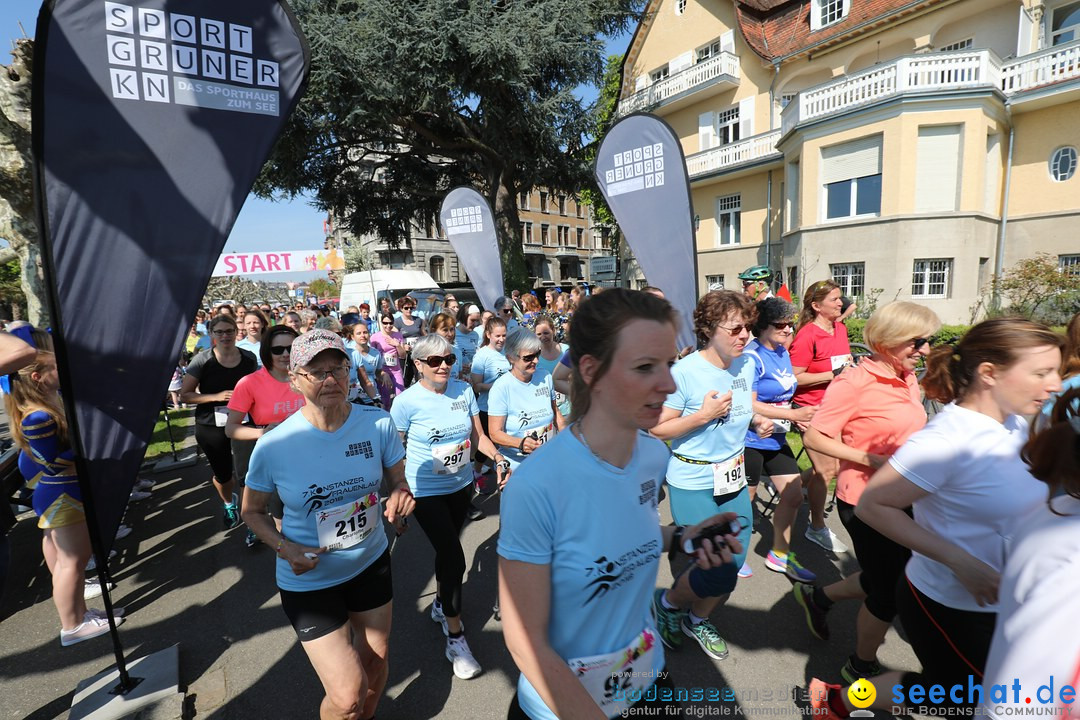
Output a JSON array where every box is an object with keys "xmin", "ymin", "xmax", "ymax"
[
  {"xmin": 789, "ymin": 321, "xmax": 851, "ymax": 407},
  {"xmin": 370, "ymin": 330, "xmax": 406, "ymax": 375},
  {"xmin": 809, "ymin": 357, "xmax": 926, "ymax": 505},
  {"xmin": 227, "ymin": 367, "xmax": 305, "ymax": 427}
]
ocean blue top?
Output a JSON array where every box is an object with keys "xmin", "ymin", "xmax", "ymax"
[
  {"xmin": 390, "ymin": 380, "xmax": 479, "ymax": 498},
  {"xmin": 498, "ymin": 429, "xmax": 668, "ymax": 720},
  {"xmin": 470, "ymin": 345, "xmax": 511, "ymax": 412},
  {"xmin": 536, "ymin": 344, "xmax": 571, "ymax": 416},
  {"xmin": 743, "ymin": 339, "xmax": 796, "ymax": 451},
  {"xmin": 663, "ymin": 351, "xmax": 756, "ymax": 491},
  {"xmin": 456, "ymin": 329, "xmax": 480, "ymax": 370},
  {"xmin": 487, "ymin": 369, "xmax": 557, "ymax": 469}
]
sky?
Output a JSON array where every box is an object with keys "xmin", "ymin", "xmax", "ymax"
[{"xmin": 0, "ymin": 0, "xmax": 631, "ymax": 281}]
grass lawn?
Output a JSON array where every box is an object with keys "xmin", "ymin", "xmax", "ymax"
[
  {"xmin": 786, "ymin": 431, "xmax": 812, "ymax": 472},
  {"xmin": 146, "ymin": 407, "xmax": 195, "ymax": 460}
]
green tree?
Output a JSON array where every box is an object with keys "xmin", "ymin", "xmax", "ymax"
[
  {"xmin": 990, "ymin": 253, "xmax": 1080, "ymax": 324},
  {"xmin": 0, "ymin": 258, "xmax": 26, "ymax": 318},
  {"xmin": 308, "ymin": 277, "xmax": 339, "ymax": 300},
  {"xmin": 255, "ymin": 0, "xmax": 643, "ymax": 293}
]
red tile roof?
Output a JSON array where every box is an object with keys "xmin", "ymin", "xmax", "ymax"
[{"xmin": 735, "ymin": 0, "xmax": 947, "ymax": 61}]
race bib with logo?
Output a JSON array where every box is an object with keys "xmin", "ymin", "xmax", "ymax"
[
  {"xmin": 770, "ymin": 401, "xmax": 792, "ymax": 433},
  {"xmin": 383, "ymin": 351, "xmax": 399, "ymax": 368},
  {"xmin": 830, "ymin": 354, "xmax": 852, "ymax": 371},
  {"xmin": 712, "ymin": 453, "xmax": 746, "ymax": 495},
  {"xmin": 567, "ymin": 628, "xmax": 660, "ymax": 718},
  {"xmin": 316, "ymin": 493, "xmax": 381, "ymax": 551},
  {"xmin": 432, "ymin": 439, "xmax": 470, "ymax": 475}
]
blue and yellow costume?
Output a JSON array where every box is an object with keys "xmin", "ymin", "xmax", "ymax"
[{"xmin": 17, "ymin": 410, "xmax": 83, "ymax": 529}]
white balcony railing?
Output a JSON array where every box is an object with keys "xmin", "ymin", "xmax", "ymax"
[
  {"xmin": 618, "ymin": 52, "xmax": 740, "ymax": 115},
  {"xmin": 1001, "ymin": 39, "xmax": 1080, "ymax": 93},
  {"xmin": 685, "ymin": 130, "xmax": 782, "ymax": 179}
]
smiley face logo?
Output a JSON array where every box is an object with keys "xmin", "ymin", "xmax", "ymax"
[{"xmin": 848, "ymin": 678, "xmax": 876, "ymax": 709}]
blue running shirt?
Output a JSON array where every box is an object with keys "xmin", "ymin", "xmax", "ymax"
[
  {"xmin": 487, "ymin": 369, "xmax": 557, "ymax": 469},
  {"xmin": 743, "ymin": 339, "xmax": 796, "ymax": 451},
  {"xmin": 470, "ymin": 346, "xmax": 511, "ymax": 412},
  {"xmin": 390, "ymin": 380, "xmax": 479, "ymax": 497}
]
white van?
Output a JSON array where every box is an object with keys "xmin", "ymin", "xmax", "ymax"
[{"xmin": 339, "ymin": 269, "xmax": 442, "ymax": 315}]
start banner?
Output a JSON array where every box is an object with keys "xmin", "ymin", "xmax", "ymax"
[{"xmin": 213, "ymin": 248, "xmax": 345, "ymax": 276}]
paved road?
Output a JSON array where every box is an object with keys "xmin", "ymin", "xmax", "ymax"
[{"xmin": 0, "ymin": 454, "xmax": 917, "ymax": 719}]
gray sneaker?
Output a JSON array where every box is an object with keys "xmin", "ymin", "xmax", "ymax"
[{"xmin": 804, "ymin": 525, "xmax": 849, "ymax": 554}]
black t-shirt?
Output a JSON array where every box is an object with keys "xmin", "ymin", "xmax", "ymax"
[{"xmin": 187, "ymin": 348, "xmax": 258, "ymax": 426}]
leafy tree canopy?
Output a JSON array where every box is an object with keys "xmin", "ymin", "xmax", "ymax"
[{"xmin": 255, "ymin": 0, "xmax": 644, "ymax": 291}]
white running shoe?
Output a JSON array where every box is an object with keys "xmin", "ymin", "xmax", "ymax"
[
  {"xmin": 445, "ymin": 635, "xmax": 482, "ymax": 679},
  {"xmin": 128, "ymin": 490, "xmax": 152, "ymax": 502},
  {"xmin": 804, "ymin": 525, "xmax": 849, "ymax": 554},
  {"xmin": 60, "ymin": 616, "xmax": 113, "ymax": 646},
  {"xmin": 83, "ymin": 579, "xmax": 116, "ymax": 600},
  {"xmin": 430, "ymin": 600, "xmax": 449, "ymax": 636},
  {"xmin": 87, "ymin": 607, "xmax": 125, "ymax": 620}
]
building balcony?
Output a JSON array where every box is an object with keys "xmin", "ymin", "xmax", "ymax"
[
  {"xmin": 781, "ymin": 41, "xmax": 1080, "ymax": 135},
  {"xmin": 686, "ymin": 130, "xmax": 782, "ymax": 180},
  {"xmin": 617, "ymin": 52, "xmax": 740, "ymax": 116}
]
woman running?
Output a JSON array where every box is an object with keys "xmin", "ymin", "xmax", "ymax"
[
  {"xmin": 811, "ymin": 318, "xmax": 1063, "ymax": 718},
  {"xmin": 395, "ymin": 298, "xmax": 426, "ymax": 387},
  {"xmin": 5, "ymin": 328, "xmax": 124, "ymax": 645},
  {"xmin": 742, "ymin": 297, "xmax": 818, "ymax": 582},
  {"xmin": 797, "ymin": 302, "xmax": 940, "ymax": 683},
  {"xmin": 533, "ymin": 316, "xmax": 570, "ymax": 421},
  {"xmin": 428, "ymin": 313, "xmax": 466, "ymax": 380},
  {"xmin": 242, "ymin": 330, "xmax": 414, "ymax": 720},
  {"xmin": 390, "ymin": 334, "xmax": 507, "ymax": 679},
  {"xmin": 499, "ymin": 288, "xmax": 742, "ymax": 720},
  {"xmin": 789, "ymin": 280, "xmax": 851, "ymax": 554},
  {"xmin": 349, "ymin": 322, "xmax": 389, "ymax": 406},
  {"xmin": 650, "ymin": 291, "xmax": 773, "ymax": 661},
  {"xmin": 469, "ymin": 317, "xmax": 510, "ymax": 484},
  {"xmin": 237, "ymin": 308, "xmax": 267, "ymax": 364},
  {"xmin": 370, "ymin": 313, "xmax": 407, "ymax": 409},
  {"xmin": 181, "ymin": 314, "xmax": 258, "ymax": 530},
  {"xmin": 225, "ymin": 325, "xmax": 305, "ymax": 546},
  {"xmin": 487, "ymin": 328, "xmax": 566, "ymax": 471}
]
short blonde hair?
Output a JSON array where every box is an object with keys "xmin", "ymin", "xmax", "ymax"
[{"xmin": 863, "ymin": 302, "xmax": 942, "ymax": 354}]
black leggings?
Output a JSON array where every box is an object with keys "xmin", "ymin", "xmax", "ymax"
[
  {"xmin": 836, "ymin": 499, "xmax": 910, "ymax": 622},
  {"xmin": 194, "ymin": 423, "xmax": 233, "ymax": 483},
  {"xmin": 896, "ymin": 576, "xmax": 996, "ymax": 709},
  {"xmin": 412, "ymin": 484, "xmax": 473, "ymax": 618},
  {"xmin": 507, "ymin": 670, "xmax": 681, "ymax": 719}
]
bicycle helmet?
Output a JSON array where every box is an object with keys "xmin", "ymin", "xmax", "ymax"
[{"xmin": 738, "ymin": 265, "xmax": 773, "ymax": 282}]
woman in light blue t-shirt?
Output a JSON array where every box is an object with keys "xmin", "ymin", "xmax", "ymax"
[
  {"xmin": 499, "ymin": 289, "xmax": 741, "ymax": 720},
  {"xmin": 469, "ymin": 317, "xmax": 510, "ymax": 483},
  {"xmin": 390, "ymin": 334, "xmax": 507, "ymax": 681}
]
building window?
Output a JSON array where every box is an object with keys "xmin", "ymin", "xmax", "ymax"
[
  {"xmin": 939, "ymin": 38, "xmax": 974, "ymax": 51},
  {"xmin": 576, "ymin": 228, "xmax": 584, "ymax": 248},
  {"xmin": 715, "ymin": 194, "xmax": 741, "ymax": 247},
  {"xmin": 715, "ymin": 107, "xmax": 740, "ymax": 146},
  {"xmin": 675, "ymin": 0, "xmax": 687, "ymax": 16},
  {"xmin": 912, "ymin": 259, "xmax": 952, "ymax": 298},
  {"xmin": 521, "ymin": 221, "xmax": 535, "ymax": 244},
  {"xmin": 830, "ymin": 262, "xmax": 865, "ymax": 298},
  {"xmin": 786, "ymin": 266, "xmax": 799, "ymax": 296},
  {"xmin": 780, "ymin": 92, "xmax": 798, "ymax": 109},
  {"xmin": 635, "ymin": 279, "xmax": 650, "ymax": 290},
  {"xmin": 1060, "ymin": 254, "xmax": 1080, "ymax": 276},
  {"xmin": 429, "ymin": 256, "xmax": 445, "ymax": 283},
  {"xmin": 560, "ymin": 259, "xmax": 581, "ymax": 280},
  {"xmin": 541, "ymin": 224, "xmax": 550, "ymax": 245},
  {"xmin": 557, "ymin": 226, "xmax": 570, "ymax": 246},
  {"xmin": 519, "ymin": 191, "xmax": 530, "ymax": 210},
  {"xmin": 812, "ymin": 0, "xmax": 850, "ymax": 30},
  {"xmin": 822, "ymin": 136, "xmax": 883, "ymax": 221},
  {"xmin": 650, "ymin": 65, "xmax": 670, "ymax": 84},
  {"xmin": 1049, "ymin": 147, "xmax": 1078, "ymax": 182},
  {"xmin": 558, "ymin": 195, "xmax": 566, "ymax": 215},
  {"xmin": 1052, "ymin": 1, "xmax": 1080, "ymax": 45},
  {"xmin": 705, "ymin": 274, "xmax": 725, "ymax": 290},
  {"xmin": 539, "ymin": 191, "xmax": 549, "ymax": 212}
]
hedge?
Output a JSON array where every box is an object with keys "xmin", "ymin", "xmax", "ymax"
[{"xmin": 843, "ymin": 318, "xmax": 972, "ymax": 348}]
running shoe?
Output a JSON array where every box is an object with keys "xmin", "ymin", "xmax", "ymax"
[
  {"xmin": 85, "ymin": 550, "xmax": 118, "ymax": 573},
  {"xmin": 431, "ymin": 599, "xmax": 449, "ymax": 636},
  {"xmin": 466, "ymin": 504, "xmax": 485, "ymax": 522},
  {"xmin": 651, "ymin": 589, "xmax": 684, "ymax": 650},
  {"xmin": 114, "ymin": 524, "xmax": 132, "ymax": 541},
  {"xmin": 128, "ymin": 489, "xmax": 152, "ymax": 502},
  {"xmin": 738, "ymin": 560, "xmax": 753, "ymax": 578},
  {"xmin": 446, "ymin": 635, "xmax": 482, "ymax": 679},
  {"xmin": 840, "ymin": 656, "xmax": 883, "ymax": 685},
  {"xmin": 474, "ymin": 471, "xmax": 496, "ymax": 495},
  {"xmin": 223, "ymin": 493, "xmax": 241, "ymax": 530},
  {"xmin": 808, "ymin": 678, "xmax": 844, "ymax": 720},
  {"xmin": 805, "ymin": 525, "xmax": 848, "ymax": 554},
  {"xmin": 244, "ymin": 529, "xmax": 261, "ymax": 548},
  {"xmin": 61, "ymin": 616, "xmax": 114, "ymax": 646},
  {"xmin": 765, "ymin": 550, "xmax": 817, "ymax": 583},
  {"xmin": 793, "ymin": 583, "xmax": 830, "ymax": 640},
  {"xmin": 87, "ymin": 607, "xmax": 125, "ymax": 620},
  {"xmin": 134, "ymin": 478, "xmax": 155, "ymax": 491},
  {"xmin": 680, "ymin": 616, "xmax": 729, "ymax": 660},
  {"xmin": 83, "ymin": 578, "xmax": 116, "ymax": 600}
]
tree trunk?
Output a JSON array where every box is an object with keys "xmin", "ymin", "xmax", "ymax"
[
  {"xmin": 0, "ymin": 39, "xmax": 49, "ymax": 326},
  {"xmin": 489, "ymin": 171, "xmax": 527, "ymax": 295}
]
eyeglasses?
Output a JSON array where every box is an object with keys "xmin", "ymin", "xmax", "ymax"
[
  {"xmin": 269, "ymin": 345, "xmax": 293, "ymax": 355},
  {"xmin": 296, "ymin": 366, "xmax": 349, "ymax": 383},
  {"xmin": 419, "ymin": 354, "xmax": 456, "ymax": 368},
  {"xmin": 912, "ymin": 337, "xmax": 934, "ymax": 350},
  {"xmin": 770, "ymin": 322, "xmax": 794, "ymax": 330},
  {"xmin": 519, "ymin": 352, "xmax": 539, "ymax": 363},
  {"xmin": 716, "ymin": 324, "xmax": 752, "ymax": 336},
  {"xmin": 212, "ymin": 329, "xmax": 237, "ymax": 337}
]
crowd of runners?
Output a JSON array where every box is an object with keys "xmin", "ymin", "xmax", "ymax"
[{"xmin": 3, "ymin": 270, "xmax": 1078, "ymax": 720}]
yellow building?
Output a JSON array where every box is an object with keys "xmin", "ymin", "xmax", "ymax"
[{"xmin": 618, "ymin": 0, "xmax": 1080, "ymax": 322}]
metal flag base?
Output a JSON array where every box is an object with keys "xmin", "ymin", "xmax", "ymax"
[{"xmin": 69, "ymin": 645, "xmax": 181, "ymax": 720}]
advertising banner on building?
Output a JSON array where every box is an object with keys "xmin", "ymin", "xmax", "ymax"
[
  {"xmin": 594, "ymin": 113, "xmax": 698, "ymax": 349},
  {"xmin": 213, "ymin": 248, "xmax": 344, "ymax": 276},
  {"xmin": 439, "ymin": 187, "xmax": 504, "ymax": 312},
  {"xmin": 33, "ymin": 0, "xmax": 309, "ymax": 570}
]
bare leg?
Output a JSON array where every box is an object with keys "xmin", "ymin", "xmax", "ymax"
[
  {"xmin": 350, "ymin": 602, "xmax": 392, "ymax": 720},
  {"xmin": 48, "ymin": 523, "xmax": 92, "ymax": 630},
  {"xmin": 804, "ymin": 447, "xmax": 837, "ymax": 531},
  {"xmin": 770, "ymin": 473, "xmax": 803, "ymax": 554},
  {"xmin": 854, "ymin": 604, "xmax": 891, "ymax": 663},
  {"xmin": 299, "ymin": 623, "xmax": 366, "ymax": 720},
  {"xmin": 823, "ymin": 571, "xmax": 865, "ymax": 603}
]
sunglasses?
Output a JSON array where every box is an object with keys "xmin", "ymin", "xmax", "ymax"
[
  {"xmin": 770, "ymin": 322, "xmax": 794, "ymax": 330},
  {"xmin": 912, "ymin": 337, "xmax": 934, "ymax": 350},
  {"xmin": 420, "ymin": 354, "xmax": 456, "ymax": 368},
  {"xmin": 500, "ymin": 308, "xmax": 513, "ymax": 315},
  {"xmin": 519, "ymin": 352, "xmax": 539, "ymax": 363},
  {"xmin": 381, "ymin": 321, "xmax": 394, "ymax": 326},
  {"xmin": 717, "ymin": 324, "xmax": 752, "ymax": 336},
  {"xmin": 270, "ymin": 345, "xmax": 293, "ymax": 355}
]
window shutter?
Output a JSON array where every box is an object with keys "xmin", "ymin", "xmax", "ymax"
[
  {"xmin": 914, "ymin": 125, "xmax": 962, "ymax": 213},
  {"xmin": 820, "ymin": 135, "xmax": 882, "ymax": 185},
  {"xmin": 720, "ymin": 30, "xmax": 735, "ymax": 54},
  {"xmin": 1017, "ymin": 6, "xmax": 1034, "ymax": 55},
  {"xmin": 669, "ymin": 51, "xmax": 693, "ymax": 74},
  {"xmin": 738, "ymin": 95, "xmax": 755, "ymax": 138},
  {"xmin": 699, "ymin": 111, "xmax": 716, "ymax": 150},
  {"xmin": 635, "ymin": 74, "xmax": 647, "ymax": 92}
]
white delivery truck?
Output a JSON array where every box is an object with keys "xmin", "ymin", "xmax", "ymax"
[{"xmin": 338, "ymin": 269, "xmax": 443, "ymax": 316}]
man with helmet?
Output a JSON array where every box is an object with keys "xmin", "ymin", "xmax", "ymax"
[{"xmin": 738, "ymin": 266, "xmax": 774, "ymax": 302}]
